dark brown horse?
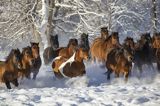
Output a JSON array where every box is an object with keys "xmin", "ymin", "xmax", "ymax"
[
  {"xmin": 52, "ymin": 48, "xmax": 89, "ymax": 78},
  {"xmin": 0, "ymin": 49, "xmax": 22, "ymax": 89},
  {"xmin": 30, "ymin": 42, "xmax": 42, "ymax": 80},
  {"xmin": 123, "ymin": 37, "xmax": 135, "ymax": 51},
  {"xmin": 43, "ymin": 35, "xmax": 59, "ymax": 65},
  {"xmin": 106, "ymin": 47, "xmax": 133, "ymax": 82},
  {"xmin": 90, "ymin": 32, "xmax": 121, "ymax": 62},
  {"xmin": 57, "ymin": 38, "xmax": 78, "ymax": 59},
  {"xmin": 18, "ymin": 46, "xmax": 34, "ymax": 79},
  {"xmin": 133, "ymin": 33, "xmax": 154, "ymax": 76},
  {"xmin": 79, "ymin": 33, "xmax": 90, "ymax": 51}
]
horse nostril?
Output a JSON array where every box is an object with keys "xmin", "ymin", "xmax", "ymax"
[{"xmin": 129, "ymin": 57, "xmax": 133, "ymax": 61}]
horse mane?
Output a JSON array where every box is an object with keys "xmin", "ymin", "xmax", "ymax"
[
  {"xmin": 104, "ymin": 35, "xmax": 112, "ymax": 42},
  {"xmin": 22, "ymin": 46, "xmax": 31, "ymax": 55},
  {"xmin": 5, "ymin": 49, "xmax": 15, "ymax": 63}
]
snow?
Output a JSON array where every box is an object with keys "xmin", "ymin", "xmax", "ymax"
[{"xmin": 0, "ymin": 59, "xmax": 160, "ymax": 105}]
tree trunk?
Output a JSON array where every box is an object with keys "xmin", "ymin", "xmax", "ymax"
[
  {"xmin": 46, "ymin": 0, "xmax": 55, "ymax": 46},
  {"xmin": 152, "ymin": 0, "xmax": 157, "ymax": 33}
]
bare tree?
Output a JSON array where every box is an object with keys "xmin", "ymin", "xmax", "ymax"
[{"xmin": 151, "ymin": 0, "xmax": 158, "ymax": 33}]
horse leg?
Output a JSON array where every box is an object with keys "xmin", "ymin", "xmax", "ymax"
[
  {"xmin": 147, "ymin": 62, "xmax": 154, "ymax": 71},
  {"xmin": 157, "ymin": 61, "xmax": 160, "ymax": 73},
  {"xmin": 33, "ymin": 70, "xmax": 39, "ymax": 80},
  {"xmin": 136, "ymin": 63, "xmax": 143, "ymax": 78},
  {"xmin": 107, "ymin": 69, "xmax": 112, "ymax": 80},
  {"xmin": 11, "ymin": 79, "xmax": 19, "ymax": 87},
  {"xmin": 5, "ymin": 81, "xmax": 11, "ymax": 89},
  {"xmin": 124, "ymin": 72, "xmax": 129, "ymax": 83},
  {"xmin": 115, "ymin": 72, "xmax": 119, "ymax": 78}
]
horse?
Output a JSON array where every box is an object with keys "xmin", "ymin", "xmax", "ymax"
[
  {"xmin": 52, "ymin": 48, "xmax": 89, "ymax": 78},
  {"xmin": 79, "ymin": 33, "xmax": 90, "ymax": 51},
  {"xmin": 57, "ymin": 38, "xmax": 78, "ymax": 59},
  {"xmin": 152, "ymin": 33, "xmax": 160, "ymax": 72},
  {"xmin": 123, "ymin": 37, "xmax": 135, "ymax": 52},
  {"xmin": 133, "ymin": 33, "xmax": 154, "ymax": 76},
  {"xmin": 30, "ymin": 42, "xmax": 42, "ymax": 80},
  {"xmin": 90, "ymin": 32, "xmax": 121, "ymax": 62},
  {"xmin": 18, "ymin": 46, "xmax": 35, "ymax": 79},
  {"xmin": 0, "ymin": 49, "xmax": 22, "ymax": 89},
  {"xmin": 101, "ymin": 27, "xmax": 109, "ymax": 39},
  {"xmin": 92, "ymin": 27, "xmax": 109, "ymax": 43},
  {"xmin": 43, "ymin": 35, "xmax": 59, "ymax": 65},
  {"xmin": 105, "ymin": 47, "xmax": 133, "ymax": 82}
]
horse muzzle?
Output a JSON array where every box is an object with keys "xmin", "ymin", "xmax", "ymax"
[{"xmin": 128, "ymin": 56, "xmax": 133, "ymax": 62}]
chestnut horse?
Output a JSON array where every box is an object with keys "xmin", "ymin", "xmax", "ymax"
[
  {"xmin": 0, "ymin": 49, "xmax": 22, "ymax": 89},
  {"xmin": 106, "ymin": 47, "xmax": 133, "ymax": 82},
  {"xmin": 18, "ymin": 46, "xmax": 34, "ymax": 79},
  {"xmin": 90, "ymin": 32, "xmax": 121, "ymax": 62},
  {"xmin": 56, "ymin": 38, "xmax": 78, "ymax": 59},
  {"xmin": 52, "ymin": 48, "xmax": 89, "ymax": 78},
  {"xmin": 30, "ymin": 42, "xmax": 42, "ymax": 80}
]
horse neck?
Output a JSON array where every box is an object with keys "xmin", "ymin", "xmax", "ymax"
[
  {"xmin": 75, "ymin": 51, "xmax": 83, "ymax": 62},
  {"xmin": 5, "ymin": 58, "xmax": 16, "ymax": 72},
  {"xmin": 21, "ymin": 56, "xmax": 30, "ymax": 69},
  {"xmin": 68, "ymin": 46, "xmax": 74, "ymax": 55}
]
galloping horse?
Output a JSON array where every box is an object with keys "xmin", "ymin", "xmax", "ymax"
[
  {"xmin": 30, "ymin": 42, "xmax": 42, "ymax": 80},
  {"xmin": 123, "ymin": 37, "xmax": 135, "ymax": 52},
  {"xmin": 90, "ymin": 32, "xmax": 121, "ymax": 62},
  {"xmin": 0, "ymin": 49, "xmax": 22, "ymax": 89},
  {"xmin": 134, "ymin": 33, "xmax": 154, "ymax": 76},
  {"xmin": 52, "ymin": 48, "xmax": 89, "ymax": 78},
  {"xmin": 106, "ymin": 47, "xmax": 133, "ymax": 82},
  {"xmin": 18, "ymin": 46, "xmax": 34, "ymax": 79}
]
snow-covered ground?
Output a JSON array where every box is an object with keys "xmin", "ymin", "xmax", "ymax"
[{"xmin": 0, "ymin": 58, "xmax": 160, "ymax": 106}]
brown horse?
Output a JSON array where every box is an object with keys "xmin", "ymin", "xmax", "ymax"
[
  {"xmin": 52, "ymin": 48, "xmax": 89, "ymax": 78},
  {"xmin": 43, "ymin": 35, "xmax": 59, "ymax": 65},
  {"xmin": 152, "ymin": 33, "xmax": 160, "ymax": 48},
  {"xmin": 90, "ymin": 32, "xmax": 121, "ymax": 62},
  {"xmin": 18, "ymin": 46, "xmax": 34, "ymax": 79},
  {"xmin": 101, "ymin": 27, "xmax": 109, "ymax": 39},
  {"xmin": 92, "ymin": 27, "xmax": 109, "ymax": 43},
  {"xmin": 79, "ymin": 33, "xmax": 90, "ymax": 51},
  {"xmin": 152, "ymin": 33, "xmax": 160, "ymax": 72},
  {"xmin": 123, "ymin": 37, "xmax": 135, "ymax": 51},
  {"xmin": 106, "ymin": 47, "xmax": 133, "ymax": 82},
  {"xmin": 30, "ymin": 42, "xmax": 42, "ymax": 80},
  {"xmin": 133, "ymin": 33, "xmax": 154, "ymax": 76},
  {"xmin": 0, "ymin": 49, "xmax": 22, "ymax": 89},
  {"xmin": 57, "ymin": 38, "xmax": 78, "ymax": 59}
]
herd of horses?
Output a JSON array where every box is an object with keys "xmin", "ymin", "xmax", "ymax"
[{"xmin": 1, "ymin": 27, "xmax": 160, "ymax": 89}]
